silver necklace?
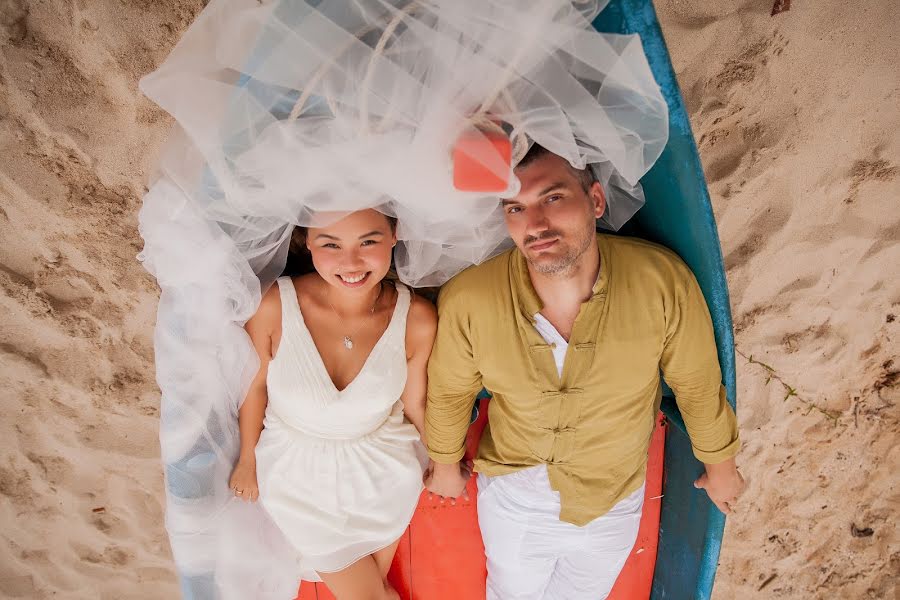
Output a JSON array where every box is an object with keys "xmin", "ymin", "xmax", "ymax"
[{"xmin": 326, "ymin": 282, "xmax": 384, "ymax": 350}]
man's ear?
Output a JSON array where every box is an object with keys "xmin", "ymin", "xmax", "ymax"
[{"xmin": 589, "ymin": 181, "xmax": 606, "ymax": 219}]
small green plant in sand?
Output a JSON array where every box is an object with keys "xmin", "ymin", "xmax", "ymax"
[{"xmin": 737, "ymin": 349, "xmax": 841, "ymax": 424}]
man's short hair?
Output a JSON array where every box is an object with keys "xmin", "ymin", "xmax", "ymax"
[{"xmin": 515, "ymin": 143, "xmax": 595, "ymax": 193}]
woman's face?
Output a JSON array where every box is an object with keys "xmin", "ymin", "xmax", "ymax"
[{"xmin": 306, "ymin": 209, "xmax": 397, "ymax": 293}]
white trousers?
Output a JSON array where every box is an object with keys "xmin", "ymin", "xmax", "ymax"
[{"xmin": 477, "ymin": 466, "xmax": 644, "ymax": 600}]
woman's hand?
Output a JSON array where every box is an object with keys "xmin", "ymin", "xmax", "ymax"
[{"xmin": 229, "ymin": 459, "xmax": 260, "ymax": 502}]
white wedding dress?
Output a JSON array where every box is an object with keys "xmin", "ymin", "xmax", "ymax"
[{"xmin": 255, "ymin": 277, "xmax": 426, "ymax": 578}]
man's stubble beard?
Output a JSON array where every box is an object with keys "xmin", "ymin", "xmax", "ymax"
[{"xmin": 526, "ymin": 222, "xmax": 596, "ymax": 277}]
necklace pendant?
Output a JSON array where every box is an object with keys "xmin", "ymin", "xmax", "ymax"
[{"xmin": 342, "ymin": 336, "xmax": 354, "ymax": 350}]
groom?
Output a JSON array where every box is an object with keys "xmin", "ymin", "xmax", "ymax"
[{"xmin": 424, "ymin": 144, "xmax": 744, "ymax": 599}]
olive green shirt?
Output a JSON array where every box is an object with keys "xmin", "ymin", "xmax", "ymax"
[{"xmin": 425, "ymin": 234, "xmax": 740, "ymax": 526}]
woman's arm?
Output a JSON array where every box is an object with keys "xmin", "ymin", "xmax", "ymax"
[
  {"xmin": 400, "ymin": 293, "xmax": 438, "ymax": 443},
  {"xmin": 230, "ymin": 284, "xmax": 281, "ymax": 502}
]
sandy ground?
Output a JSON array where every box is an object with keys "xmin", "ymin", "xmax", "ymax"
[
  {"xmin": 0, "ymin": 0, "xmax": 897, "ymax": 598},
  {"xmin": 656, "ymin": 2, "xmax": 899, "ymax": 598}
]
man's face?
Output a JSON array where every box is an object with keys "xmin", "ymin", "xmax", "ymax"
[{"xmin": 502, "ymin": 153, "xmax": 606, "ymax": 275}]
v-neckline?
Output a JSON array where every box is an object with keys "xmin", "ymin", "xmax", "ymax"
[{"xmin": 288, "ymin": 280, "xmax": 404, "ymax": 394}]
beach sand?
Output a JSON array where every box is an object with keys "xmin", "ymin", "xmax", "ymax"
[
  {"xmin": 0, "ymin": 0, "xmax": 897, "ymax": 598},
  {"xmin": 656, "ymin": 2, "xmax": 899, "ymax": 598}
]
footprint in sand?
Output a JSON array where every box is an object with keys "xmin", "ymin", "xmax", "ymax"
[
  {"xmin": 0, "ymin": 465, "xmax": 36, "ymax": 507},
  {"xmin": 714, "ymin": 34, "xmax": 788, "ymax": 92},
  {"xmin": 0, "ymin": 342, "xmax": 51, "ymax": 379},
  {"xmin": 24, "ymin": 452, "xmax": 73, "ymax": 488},
  {"xmin": 779, "ymin": 321, "xmax": 831, "ymax": 354},
  {"xmin": 776, "ymin": 275, "xmax": 820, "ymax": 297},
  {"xmin": 73, "ymin": 542, "xmax": 135, "ymax": 567},
  {"xmin": 845, "ymin": 157, "xmax": 899, "ymax": 204},
  {"xmin": 723, "ymin": 200, "xmax": 792, "ymax": 272},
  {"xmin": 0, "ymin": 0, "xmax": 28, "ymax": 44},
  {"xmin": 693, "ymin": 34, "xmax": 795, "ymax": 186}
]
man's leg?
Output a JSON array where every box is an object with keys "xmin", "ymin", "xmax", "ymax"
[
  {"xmin": 543, "ymin": 484, "xmax": 644, "ymax": 600},
  {"xmin": 477, "ymin": 470, "xmax": 559, "ymax": 600}
]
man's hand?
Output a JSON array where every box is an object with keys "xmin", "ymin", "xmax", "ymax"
[
  {"xmin": 424, "ymin": 459, "xmax": 473, "ymax": 505},
  {"xmin": 694, "ymin": 457, "xmax": 745, "ymax": 515}
]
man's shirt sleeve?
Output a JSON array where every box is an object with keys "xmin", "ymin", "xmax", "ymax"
[
  {"xmin": 660, "ymin": 269, "xmax": 740, "ymax": 464},
  {"xmin": 425, "ymin": 282, "xmax": 484, "ymax": 464}
]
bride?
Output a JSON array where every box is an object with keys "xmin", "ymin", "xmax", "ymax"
[{"xmin": 229, "ymin": 208, "xmax": 435, "ymax": 599}]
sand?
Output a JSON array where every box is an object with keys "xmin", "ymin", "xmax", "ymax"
[
  {"xmin": 0, "ymin": 0, "xmax": 897, "ymax": 598},
  {"xmin": 655, "ymin": 2, "xmax": 900, "ymax": 598}
]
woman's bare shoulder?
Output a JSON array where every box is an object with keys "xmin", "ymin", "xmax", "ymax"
[
  {"xmin": 406, "ymin": 289, "xmax": 437, "ymax": 340},
  {"xmin": 249, "ymin": 279, "xmax": 284, "ymax": 330}
]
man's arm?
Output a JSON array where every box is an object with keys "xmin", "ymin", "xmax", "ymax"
[
  {"xmin": 424, "ymin": 282, "xmax": 484, "ymax": 498},
  {"xmin": 660, "ymin": 270, "xmax": 744, "ymax": 513}
]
